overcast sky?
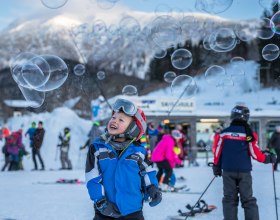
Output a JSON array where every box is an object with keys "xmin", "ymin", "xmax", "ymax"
[{"xmin": 0, "ymin": 0, "xmax": 272, "ymax": 30}]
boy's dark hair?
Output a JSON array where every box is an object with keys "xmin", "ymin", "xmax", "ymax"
[{"xmin": 38, "ymin": 121, "xmax": 43, "ymax": 125}]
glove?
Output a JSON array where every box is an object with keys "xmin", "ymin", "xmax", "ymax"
[
  {"xmin": 95, "ymin": 198, "xmax": 121, "ymax": 218},
  {"xmin": 264, "ymin": 153, "xmax": 277, "ymax": 164},
  {"xmin": 212, "ymin": 165, "xmax": 222, "ymax": 177},
  {"xmin": 147, "ymin": 184, "xmax": 162, "ymax": 207}
]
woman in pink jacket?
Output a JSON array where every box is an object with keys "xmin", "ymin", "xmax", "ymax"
[{"xmin": 151, "ymin": 129, "xmax": 182, "ymax": 191}]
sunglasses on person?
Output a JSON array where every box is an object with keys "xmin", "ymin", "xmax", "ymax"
[{"xmin": 112, "ymin": 98, "xmax": 137, "ymax": 116}]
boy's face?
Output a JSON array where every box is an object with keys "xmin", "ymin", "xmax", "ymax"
[{"xmin": 107, "ymin": 112, "xmax": 133, "ymax": 136}]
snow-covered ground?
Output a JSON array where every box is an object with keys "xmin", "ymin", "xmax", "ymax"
[{"xmin": 0, "ymin": 158, "xmax": 279, "ymax": 220}]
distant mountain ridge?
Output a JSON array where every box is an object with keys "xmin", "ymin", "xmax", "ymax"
[{"xmin": 0, "ymin": 13, "xmax": 260, "ymax": 79}]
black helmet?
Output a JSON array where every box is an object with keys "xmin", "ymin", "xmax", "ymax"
[
  {"xmin": 230, "ymin": 105, "xmax": 250, "ymax": 122},
  {"xmin": 64, "ymin": 127, "xmax": 70, "ymax": 133}
]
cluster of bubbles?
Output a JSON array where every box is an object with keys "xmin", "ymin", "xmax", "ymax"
[
  {"xmin": 204, "ymin": 56, "xmax": 247, "ymax": 89},
  {"xmin": 10, "ymin": 52, "xmax": 68, "ymax": 108},
  {"xmin": 203, "ymin": 27, "xmax": 237, "ymax": 52},
  {"xmin": 38, "ymin": 0, "xmax": 280, "ymax": 114},
  {"xmin": 195, "ymin": 0, "xmax": 233, "ymax": 14}
]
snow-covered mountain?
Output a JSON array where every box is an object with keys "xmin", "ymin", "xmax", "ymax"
[{"xmin": 0, "ymin": 12, "xmax": 261, "ymax": 79}]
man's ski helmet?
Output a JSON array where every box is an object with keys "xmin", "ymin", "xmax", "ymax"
[
  {"xmin": 230, "ymin": 105, "xmax": 250, "ymax": 122},
  {"xmin": 111, "ymin": 98, "xmax": 147, "ymax": 141}
]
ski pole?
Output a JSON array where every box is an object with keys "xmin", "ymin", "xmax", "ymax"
[
  {"xmin": 185, "ymin": 176, "xmax": 216, "ymax": 219},
  {"xmin": 272, "ymin": 163, "xmax": 279, "ymax": 220}
]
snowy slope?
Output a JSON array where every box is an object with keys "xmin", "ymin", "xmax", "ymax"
[{"xmin": 0, "ymin": 159, "xmax": 278, "ymax": 220}]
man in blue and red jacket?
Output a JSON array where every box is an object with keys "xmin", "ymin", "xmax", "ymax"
[{"xmin": 212, "ymin": 105, "xmax": 276, "ymax": 220}]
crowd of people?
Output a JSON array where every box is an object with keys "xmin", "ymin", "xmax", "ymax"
[{"xmin": 1, "ymin": 98, "xmax": 279, "ymax": 220}]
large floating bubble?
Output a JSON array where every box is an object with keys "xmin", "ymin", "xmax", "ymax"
[
  {"xmin": 10, "ymin": 52, "xmax": 37, "ymax": 88},
  {"xmin": 119, "ymin": 16, "xmax": 141, "ymax": 36},
  {"xmin": 195, "ymin": 0, "xmax": 233, "ymax": 14},
  {"xmin": 18, "ymin": 85, "xmax": 45, "ymax": 108},
  {"xmin": 153, "ymin": 46, "xmax": 167, "ymax": 59},
  {"xmin": 164, "ymin": 71, "xmax": 177, "ymax": 83},
  {"xmin": 208, "ymin": 30, "xmax": 237, "ymax": 52},
  {"xmin": 122, "ymin": 85, "xmax": 138, "ymax": 96},
  {"xmin": 205, "ymin": 65, "xmax": 226, "ymax": 86},
  {"xmin": 257, "ymin": 17, "xmax": 274, "ymax": 39},
  {"xmin": 171, "ymin": 49, "xmax": 192, "ymax": 70},
  {"xmin": 171, "ymin": 75, "xmax": 198, "ymax": 99},
  {"xmin": 214, "ymin": 28, "xmax": 236, "ymax": 50},
  {"xmin": 41, "ymin": 0, "xmax": 68, "ymax": 9},
  {"xmin": 262, "ymin": 44, "xmax": 280, "ymax": 61},
  {"xmin": 271, "ymin": 11, "xmax": 280, "ymax": 35},
  {"xmin": 21, "ymin": 56, "xmax": 51, "ymax": 89},
  {"xmin": 35, "ymin": 55, "xmax": 68, "ymax": 92},
  {"xmin": 150, "ymin": 16, "xmax": 181, "ymax": 48},
  {"xmin": 234, "ymin": 24, "xmax": 256, "ymax": 42}
]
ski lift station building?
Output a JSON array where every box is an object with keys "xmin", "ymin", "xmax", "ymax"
[{"xmin": 92, "ymin": 91, "xmax": 280, "ymax": 150}]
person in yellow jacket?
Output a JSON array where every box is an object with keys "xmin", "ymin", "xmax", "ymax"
[{"xmin": 58, "ymin": 127, "xmax": 72, "ymax": 170}]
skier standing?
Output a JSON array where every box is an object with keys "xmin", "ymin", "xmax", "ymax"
[
  {"xmin": 1, "ymin": 127, "xmax": 11, "ymax": 171},
  {"xmin": 80, "ymin": 121, "xmax": 103, "ymax": 150},
  {"xmin": 212, "ymin": 105, "xmax": 276, "ymax": 220},
  {"xmin": 151, "ymin": 129, "xmax": 182, "ymax": 192},
  {"xmin": 85, "ymin": 98, "xmax": 161, "ymax": 220},
  {"xmin": 32, "ymin": 121, "xmax": 45, "ymax": 171},
  {"xmin": 25, "ymin": 121, "xmax": 37, "ymax": 149},
  {"xmin": 6, "ymin": 130, "xmax": 23, "ymax": 171},
  {"xmin": 267, "ymin": 125, "xmax": 280, "ymax": 171},
  {"xmin": 58, "ymin": 127, "xmax": 72, "ymax": 170}
]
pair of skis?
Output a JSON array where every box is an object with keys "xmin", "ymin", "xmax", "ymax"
[
  {"xmin": 167, "ymin": 200, "xmax": 217, "ymax": 220},
  {"xmin": 33, "ymin": 178, "xmax": 84, "ymax": 185}
]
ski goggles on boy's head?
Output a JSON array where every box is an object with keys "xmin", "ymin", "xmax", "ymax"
[{"xmin": 112, "ymin": 98, "xmax": 137, "ymax": 116}]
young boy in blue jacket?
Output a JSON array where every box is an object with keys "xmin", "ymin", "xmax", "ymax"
[{"xmin": 85, "ymin": 98, "xmax": 162, "ymax": 220}]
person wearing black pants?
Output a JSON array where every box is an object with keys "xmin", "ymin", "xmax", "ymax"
[
  {"xmin": 155, "ymin": 160, "xmax": 173, "ymax": 186},
  {"xmin": 151, "ymin": 129, "xmax": 182, "ymax": 192},
  {"xmin": 267, "ymin": 126, "xmax": 280, "ymax": 171},
  {"xmin": 212, "ymin": 105, "xmax": 276, "ymax": 220},
  {"xmin": 222, "ymin": 172, "xmax": 258, "ymax": 220},
  {"xmin": 32, "ymin": 121, "xmax": 45, "ymax": 170}
]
